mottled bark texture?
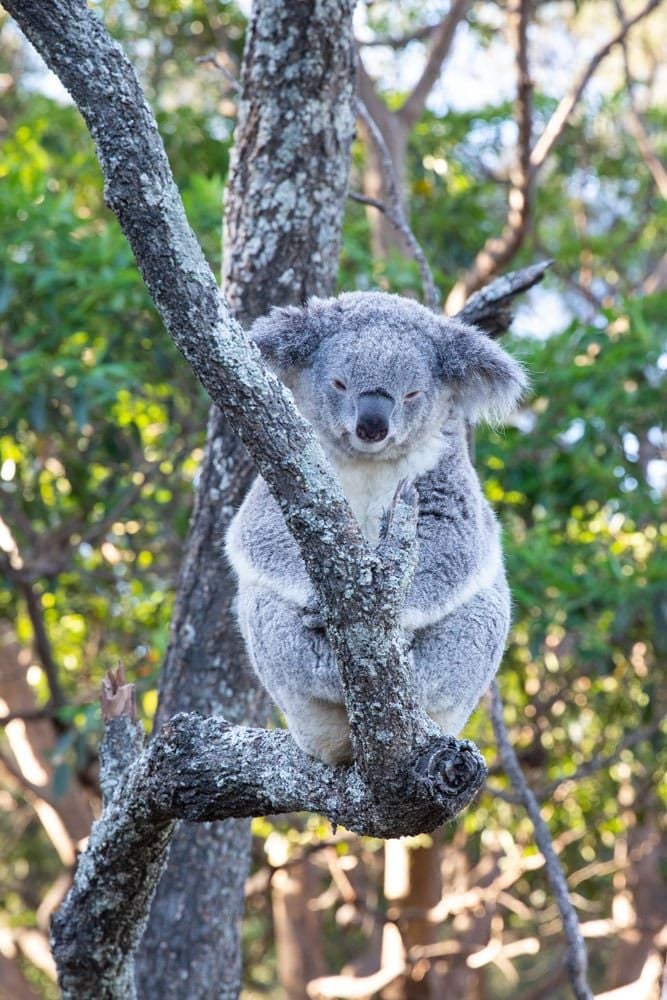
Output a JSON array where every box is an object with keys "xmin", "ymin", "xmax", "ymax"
[
  {"xmin": 136, "ymin": 0, "xmax": 354, "ymax": 1000},
  {"xmin": 4, "ymin": 3, "xmax": 550, "ymax": 996},
  {"xmin": 4, "ymin": 1, "xmax": 484, "ymax": 997},
  {"xmin": 139, "ymin": 2, "xmax": 358, "ymax": 994}
]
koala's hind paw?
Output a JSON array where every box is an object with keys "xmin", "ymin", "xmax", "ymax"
[
  {"xmin": 379, "ymin": 478, "xmax": 418, "ymax": 543},
  {"xmin": 302, "ymin": 606, "xmax": 326, "ymax": 632}
]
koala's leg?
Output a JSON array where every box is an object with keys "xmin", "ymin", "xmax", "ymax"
[
  {"xmin": 284, "ymin": 699, "xmax": 352, "ymax": 766},
  {"xmin": 235, "ymin": 583, "xmax": 349, "ymax": 763},
  {"xmin": 412, "ymin": 574, "xmax": 510, "ymax": 736}
]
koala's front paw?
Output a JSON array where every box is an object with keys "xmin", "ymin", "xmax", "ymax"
[{"xmin": 302, "ymin": 606, "xmax": 326, "ymax": 632}]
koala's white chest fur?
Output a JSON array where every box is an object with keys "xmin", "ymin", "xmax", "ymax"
[{"xmin": 327, "ymin": 429, "xmax": 446, "ymax": 545}]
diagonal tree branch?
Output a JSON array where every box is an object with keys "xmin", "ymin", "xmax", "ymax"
[
  {"xmin": 456, "ymin": 259, "xmax": 552, "ymax": 337},
  {"xmin": 529, "ymin": 0, "xmax": 662, "ymax": 172},
  {"xmin": 5, "ymin": 0, "xmax": 440, "ymax": 778},
  {"xmin": 2, "ymin": 2, "xmax": 489, "ymax": 994},
  {"xmin": 400, "ymin": 0, "xmax": 473, "ymax": 126},
  {"xmin": 488, "ymin": 681, "xmax": 593, "ymax": 1000},
  {"xmin": 139, "ymin": 5, "xmax": 360, "ymax": 990},
  {"xmin": 19, "ymin": 581, "xmax": 67, "ymax": 710}
]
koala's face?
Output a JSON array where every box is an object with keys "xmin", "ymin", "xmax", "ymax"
[
  {"xmin": 300, "ymin": 326, "xmax": 449, "ymax": 459},
  {"xmin": 250, "ymin": 291, "xmax": 527, "ymax": 460}
]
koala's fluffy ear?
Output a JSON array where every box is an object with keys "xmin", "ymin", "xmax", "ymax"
[
  {"xmin": 250, "ymin": 300, "xmax": 335, "ymax": 380},
  {"xmin": 434, "ymin": 319, "xmax": 528, "ymax": 423}
]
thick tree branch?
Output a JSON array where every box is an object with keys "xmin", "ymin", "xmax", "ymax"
[
  {"xmin": 5, "ymin": 0, "xmax": 436, "ymax": 779},
  {"xmin": 1, "ymin": 2, "xmax": 490, "ymax": 993},
  {"xmin": 50, "ymin": 711, "xmax": 484, "ymax": 997},
  {"xmin": 456, "ymin": 260, "xmax": 552, "ymax": 337}
]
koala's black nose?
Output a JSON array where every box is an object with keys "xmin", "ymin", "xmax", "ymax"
[{"xmin": 356, "ymin": 391, "xmax": 394, "ymax": 443}]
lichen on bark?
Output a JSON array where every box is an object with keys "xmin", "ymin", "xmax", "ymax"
[{"xmin": 2, "ymin": 3, "xmax": 493, "ymax": 997}]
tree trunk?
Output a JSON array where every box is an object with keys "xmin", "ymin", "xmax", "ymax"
[
  {"xmin": 381, "ymin": 839, "xmax": 443, "ymax": 1000},
  {"xmin": 136, "ymin": 2, "xmax": 357, "ymax": 996},
  {"xmin": 271, "ymin": 858, "xmax": 325, "ymax": 996}
]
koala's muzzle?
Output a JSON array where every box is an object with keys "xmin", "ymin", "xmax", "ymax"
[{"xmin": 355, "ymin": 391, "xmax": 394, "ymax": 443}]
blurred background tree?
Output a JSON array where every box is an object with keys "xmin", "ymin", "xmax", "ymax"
[{"xmin": 0, "ymin": 1, "xmax": 665, "ymax": 998}]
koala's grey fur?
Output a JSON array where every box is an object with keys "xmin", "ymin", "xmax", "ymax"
[{"xmin": 226, "ymin": 291, "xmax": 527, "ymax": 765}]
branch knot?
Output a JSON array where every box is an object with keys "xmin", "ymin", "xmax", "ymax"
[{"xmin": 413, "ymin": 736, "xmax": 487, "ymax": 808}]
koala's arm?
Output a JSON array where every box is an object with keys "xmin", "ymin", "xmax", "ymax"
[
  {"xmin": 401, "ymin": 458, "xmax": 503, "ymax": 632},
  {"xmin": 225, "ymin": 477, "xmax": 313, "ymax": 607}
]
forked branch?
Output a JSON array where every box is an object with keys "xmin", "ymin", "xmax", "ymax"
[{"xmin": 3, "ymin": 2, "xmax": 487, "ymax": 994}]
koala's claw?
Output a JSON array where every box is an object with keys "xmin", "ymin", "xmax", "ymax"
[
  {"xmin": 379, "ymin": 478, "xmax": 418, "ymax": 542},
  {"xmin": 302, "ymin": 607, "xmax": 326, "ymax": 632},
  {"xmin": 395, "ymin": 477, "xmax": 419, "ymax": 510}
]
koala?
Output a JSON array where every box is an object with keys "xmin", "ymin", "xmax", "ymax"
[{"xmin": 225, "ymin": 291, "xmax": 527, "ymax": 765}]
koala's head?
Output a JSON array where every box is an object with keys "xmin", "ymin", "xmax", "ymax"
[{"xmin": 251, "ymin": 291, "xmax": 527, "ymax": 460}]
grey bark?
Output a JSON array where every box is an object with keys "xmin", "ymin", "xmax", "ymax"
[
  {"xmin": 5, "ymin": 1, "xmax": 483, "ymax": 996},
  {"xmin": 137, "ymin": 5, "xmax": 358, "ymax": 994},
  {"xmin": 4, "ymin": 3, "xmax": 550, "ymax": 997},
  {"xmin": 455, "ymin": 260, "xmax": 552, "ymax": 335},
  {"xmin": 51, "ymin": 712, "xmax": 483, "ymax": 999}
]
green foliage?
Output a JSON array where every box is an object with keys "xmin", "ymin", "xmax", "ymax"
[
  {"xmin": 0, "ymin": 95, "xmax": 217, "ymax": 778},
  {"xmin": 1, "ymin": 3, "xmax": 666, "ymax": 995}
]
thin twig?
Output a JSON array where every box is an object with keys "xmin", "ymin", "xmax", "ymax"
[
  {"xmin": 356, "ymin": 22, "xmax": 439, "ymax": 49},
  {"xmin": 356, "ymin": 98, "xmax": 439, "ymax": 310},
  {"xmin": 538, "ymin": 721, "xmax": 663, "ymax": 800},
  {"xmin": 487, "ymin": 718, "xmax": 663, "ymax": 803},
  {"xmin": 0, "ymin": 706, "xmax": 70, "ymax": 726},
  {"xmin": 348, "ymin": 190, "xmax": 387, "ymax": 213},
  {"xmin": 488, "ymin": 681, "xmax": 592, "ymax": 1000},
  {"xmin": 529, "ymin": 0, "xmax": 662, "ymax": 171},
  {"xmin": 196, "ymin": 52, "xmax": 241, "ymax": 92}
]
